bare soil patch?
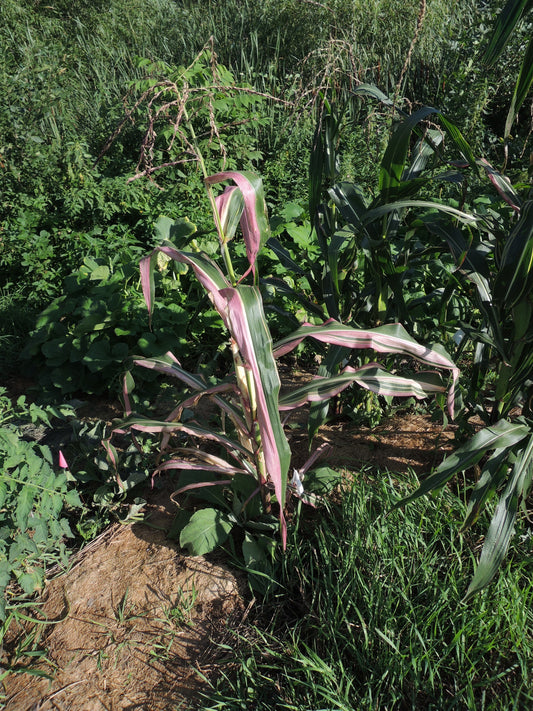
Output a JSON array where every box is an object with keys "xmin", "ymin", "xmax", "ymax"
[
  {"xmin": 2, "ymin": 481, "xmax": 245, "ymax": 711},
  {"xmin": 299, "ymin": 412, "xmax": 457, "ymax": 475}
]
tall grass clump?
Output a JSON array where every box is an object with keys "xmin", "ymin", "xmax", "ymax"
[{"xmin": 202, "ymin": 470, "xmax": 533, "ymax": 710}]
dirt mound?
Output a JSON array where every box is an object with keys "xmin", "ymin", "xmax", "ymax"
[{"xmin": 3, "ymin": 516, "xmax": 245, "ymax": 710}]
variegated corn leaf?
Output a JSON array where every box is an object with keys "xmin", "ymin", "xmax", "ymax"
[
  {"xmin": 274, "ymin": 320, "xmax": 459, "ymax": 417},
  {"xmin": 221, "ymin": 285, "xmax": 291, "ymax": 545},
  {"xmin": 206, "ymin": 171, "xmax": 270, "ymax": 281},
  {"xmin": 279, "ymin": 365, "xmax": 445, "ymax": 410}
]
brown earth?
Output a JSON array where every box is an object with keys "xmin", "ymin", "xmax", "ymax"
[
  {"xmin": 1, "ymin": 372, "xmax": 459, "ymax": 710},
  {"xmin": 1, "ymin": 477, "xmax": 246, "ymax": 711}
]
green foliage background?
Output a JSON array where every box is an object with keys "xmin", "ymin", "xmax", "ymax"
[
  {"xmin": 2, "ymin": 0, "xmax": 528, "ymax": 387},
  {"xmin": 0, "ymin": 0, "xmax": 532, "ymax": 703}
]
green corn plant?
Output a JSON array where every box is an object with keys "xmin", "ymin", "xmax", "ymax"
[
  {"xmin": 111, "ymin": 170, "xmax": 458, "ymax": 581},
  {"xmin": 393, "ymin": 162, "xmax": 533, "ymax": 596},
  {"xmin": 330, "ymin": 84, "xmax": 480, "ymax": 326},
  {"xmin": 482, "ymin": 0, "xmax": 533, "ymax": 145},
  {"xmin": 307, "ymin": 96, "xmax": 344, "ymax": 323},
  {"xmin": 328, "ymin": 85, "xmax": 531, "ymax": 425},
  {"xmin": 312, "ymin": 86, "xmax": 533, "ymax": 597},
  {"xmin": 269, "ymin": 87, "xmax": 478, "ymax": 440},
  {"xmin": 423, "ymin": 173, "xmax": 529, "ymax": 424},
  {"xmin": 266, "ymin": 97, "xmax": 347, "ymax": 326}
]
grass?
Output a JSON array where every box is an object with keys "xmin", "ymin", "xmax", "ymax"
[{"xmin": 200, "ymin": 468, "xmax": 533, "ymax": 710}]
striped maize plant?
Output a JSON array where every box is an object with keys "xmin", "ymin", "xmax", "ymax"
[{"xmin": 115, "ymin": 171, "xmax": 457, "ymax": 567}]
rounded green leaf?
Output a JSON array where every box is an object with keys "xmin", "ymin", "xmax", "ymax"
[{"xmin": 179, "ymin": 508, "xmax": 233, "ymax": 556}]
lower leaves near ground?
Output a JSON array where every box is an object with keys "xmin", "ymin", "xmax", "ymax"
[
  {"xmin": 0, "ymin": 392, "xmax": 83, "ymax": 623},
  {"xmin": 201, "ymin": 468, "xmax": 533, "ymax": 711}
]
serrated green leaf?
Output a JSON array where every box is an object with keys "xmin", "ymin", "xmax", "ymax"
[
  {"xmin": 15, "ymin": 485, "xmax": 35, "ymax": 530},
  {"xmin": 0, "ymin": 561, "xmax": 11, "ymax": 588},
  {"xmin": 65, "ymin": 489, "xmax": 83, "ymax": 508},
  {"xmin": 18, "ymin": 569, "xmax": 44, "ymax": 595},
  {"xmin": 60, "ymin": 517, "xmax": 74, "ymax": 538},
  {"xmin": 31, "ymin": 517, "xmax": 48, "ymax": 544}
]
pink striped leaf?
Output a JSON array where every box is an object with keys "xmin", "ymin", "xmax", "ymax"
[
  {"xmin": 157, "ymin": 460, "xmax": 247, "ymax": 476},
  {"xmin": 118, "ymin": 416, "xmax": 253, "ymax": 461},
  {"xmin": 155, "ymin": 447, "xmax": 250, "ymax": 476},
  {"xmin": 133, "ymin": 352, "xmax": 209, "ymax": 390},
  {"xmin": 221, "ymin": 284, "xmax": 291, "ymax": 545},
  {"xmin": 214, "ymin": 185, "xmax": 245, "ymax": 242},
  {"xmin": 479, "ymin": 158, "xmax": 521, "ymax": 213},
  {"xmin": 173, "ymin": 479, "xmax": 233, "ymax": 496},
  {"xmin": 132, "ymin": 354, "xmax": 249, "ymax": 434},
  {"xmin": 206, "ymin": 171, "xmax": 270, "ymax": 279},
  {"xmin": 140, "ymin": 247, "xmax": 231, "ymax": 327},
  {"xmin": 279, "ymin": 365, "xmax": 446, "ymax": 410},
  {"xmin": 274, "ymin": 320, "xmax": 459, "ymax": 417}
]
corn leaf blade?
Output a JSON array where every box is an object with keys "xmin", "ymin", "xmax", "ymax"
[
  {"xmin": 279, "ymin": 365, "xmax": 445, "ymax": 410},
  {"xmin": 222, "ymin": 286, "xmax": 291, "ymax": 520},
  {"xmin": 274, "ymin": 320, "xmax": 459, "ymax": 416},
  {"xmin": 483, "ymin": 0, "xmax": 533, "ymax": 65},
  {"xmin": 464, "ymin": 433, "xmax": 533, "ymax": 599},
  {"xmin": 206, "ymin": 171, "xmax": 271, "ymax": 277},
  {"xmin": 395, "ymin": 420, "xmax": 530, "ymax": 509}
]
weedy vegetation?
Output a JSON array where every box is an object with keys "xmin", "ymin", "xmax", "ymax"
[{"xmin": 1, "ymin": 0, "xmax": 532, "ymax": 707}]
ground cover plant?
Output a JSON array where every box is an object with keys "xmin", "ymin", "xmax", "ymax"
[
  {"xmin": 20, "ymin": 253, "xmax": 190, "ymax": 397},
  {"xmin": 0, "ymin": 392, "xmax": 81, "ymax": 623}
]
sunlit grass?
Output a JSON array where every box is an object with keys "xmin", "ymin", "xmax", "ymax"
[{"xmin": 201, "ymin": 468, "xmax": 533, "ymax": 710}]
